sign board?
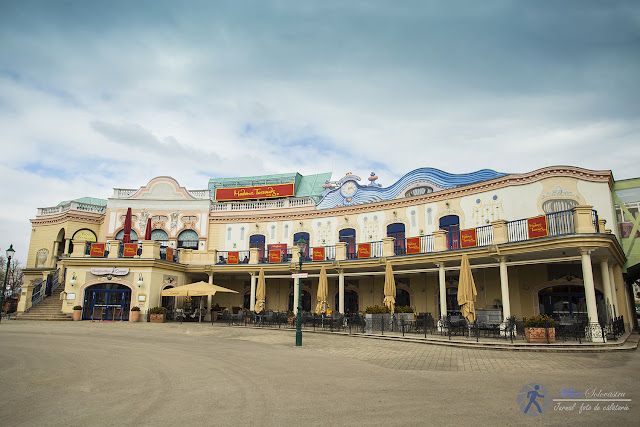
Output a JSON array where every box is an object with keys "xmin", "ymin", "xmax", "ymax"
[
  {"xmin": 165, "ymin": 247, "xmax": 174, "ymax": 261},
  {"xmin": 527, "ymin": 215, "xmax": 548, "ymax": 239},
  {"xmin": 122, "ymin": 243, "xmax": 138, "ymax": 257},
  {"xmin": 358, "ymin": 243, "xmax": 371, "ymax": 258},
  {"xmin": 406, "ymin": 237, "xmax": 421, "ymax": 254},
  {"xmin": 227, "ymin": 251, "xmax": 239, "ymax": 264},
  {"xmin": 215, "ymin": 183, "xmax": 295, "ymax": 201},
  {"xmin": 89, "ymin": 243, "xmax": 106, "ymax": 257},
  {"xmin": 312, "ymin": 247, "xmax": 325, "ymax": 261},
  {"xmin": 91, "ymin": 268, "xmax": 130, "ymax": 276},
  {"xmin": 291, "ymin": 273, "xmax": 308, "ymax": 279},
  {"xmin": 269, "ymin": 250, "xmax": 282, "ymax": 263},
  {"xmin": 460, "ymin": 229, "xmax": 478, "ymax": 248}
]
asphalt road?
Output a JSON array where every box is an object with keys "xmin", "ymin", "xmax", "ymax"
[{"xmin": 0, "ymin": 321, "xmax": 637, "ymax": 426}]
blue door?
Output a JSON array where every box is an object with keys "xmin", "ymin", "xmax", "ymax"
[{"xmin": 83, "ymin": 287, "xmax": 131, "ymax": 321}]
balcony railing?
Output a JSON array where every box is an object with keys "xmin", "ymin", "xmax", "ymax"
[
  {"xmin": 85, "ymin": 242, "xmax": 110, "ymax": 257},
  {"xmin": 37, "ymin": 201, "xmax": 106, "ymax": 216},
  {"xmin": 508, "ymin": 209, "xmax": 575, "ymax": 243},
  {"xmin": 160, "ymin": 246, "xmax": 179, "ymax": 263},
  {"xmin": 210, "ymin": 197, "xmax": 315, "ymax": 212},
  {"xmin": 216, "ymin": 250, "xmax": 250, "ymax": 264}
]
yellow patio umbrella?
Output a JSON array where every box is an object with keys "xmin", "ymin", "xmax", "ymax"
[
  {"xmin": 315, "ymin": 266, "xmax": 329, "ymax": 314},
  {"xmin": 457, "ymin": 253, "xmax": 478, "ymax": 322},
  {"xmin": 255, "ymin": 269, "xmax": 266, "ymax": 314},
  {"xmin": 160, "ymin": 281, "xmax": 238, "ymax": 297},
  {"xmin": 383, "ymin": 262, "xmax": 396, "ymax": 314}
]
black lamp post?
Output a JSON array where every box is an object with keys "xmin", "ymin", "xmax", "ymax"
[
  {"xmin": 0, "ymin": 244, "xmax": 15, "ymax": 323},
  {"xmin": 295, "ymin": 237, "xmax": 306, "ymax": 346}
]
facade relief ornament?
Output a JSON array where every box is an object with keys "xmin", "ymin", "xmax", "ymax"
[
  {"xmin": 170, "ymin": 211, "xmax": 180, "ymax": 232},
  {"xmin": 36, "ymin": 249, "xmax": 49, "ymax": 268},
  {"xmin": 138, "ymin": 209, "xmax": 150, "ymax": 233}
]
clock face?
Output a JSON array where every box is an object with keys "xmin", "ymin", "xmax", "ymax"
[{"xmin": 340, "ymin": 180, "xmax": 358, "ymax": 197}]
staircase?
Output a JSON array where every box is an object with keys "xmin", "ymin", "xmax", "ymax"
[{"xmin": 16, "ymin": 286, "xmax": 73, "ymax": 321}]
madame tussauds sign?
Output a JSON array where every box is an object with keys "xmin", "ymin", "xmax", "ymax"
[{"xmin": 90, "ymin": 268, "xmax": 130, "ymax": 276}]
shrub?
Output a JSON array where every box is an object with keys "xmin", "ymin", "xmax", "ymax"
[
  {"xmin": 73, "ymin": 305, "xmax": 82, "ymax": 310},
  {"xmin": 395, "ymin": 305, "xmax": 414, "ymax": 313},
  {"xmin": 523, "ymin": 315, "xmax": 555, "ymax": 328},
  {"xmin": 130, "ymin": 306, "xmax": 141, "ymax": 311},
  {"xmin": 365, "ymin": 305, "xmax": 390, "ymax": 314},
  {"xmin": 149, "ymin": 306, "xmax": 167, "ymax": 315}
]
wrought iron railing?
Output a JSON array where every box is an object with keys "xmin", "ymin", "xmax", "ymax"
[
  {"xmin": 159, "ymin": 246, "xmax": 179, "ymax": 262},
  {"xmin": 476, "ymin": 224, "xmax": 494, "ymax": 247},
  {"xmin": 30, "ymin": 280, "xmax": 44, "ymax": 307},
  {"xmin": 592, "ymin": 210, "xmax": 599, "ymax": 232},
  {"xmin": 307, "ymin": 245, "xmax": 337, "ymax": 262},
  {"xmin": 547, "ymin": 209, "xmax": 574, "ymax": 237},
  {"xmin": 216, "ymin": 250, "xmax": 250, "ymax": 264},
  {"xmin": 118, "ymin": 243, "xmax": 143, "ymax": 257}
]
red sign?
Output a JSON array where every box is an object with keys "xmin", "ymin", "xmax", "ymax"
[
  {"xmin": 215, "ymin": 183, "xmax": 295, "ymax": 201},
  {"xmin": 165, "ymin": 247, "xmax": 174, "ymax": 261},
  {"xmin": 122, "ymin": 243, "xmax": 138, "ymax": 257},
  {"xmin": 358, "ymin": 243, "xmax": 371, "ymax": 258},
  {"xmin": 267, "ymin": 243, "xmax": 288, "ymax": 251},
  {"xmin": 406, "ymin": 237, "xmax": 420, "ymax": 254},
  {"xmin": 312, "ymin": 247, "xmax": 325, "ymax": 261},
  {"xmin": 460, "ymin": 229, "xmax": 478, "ymax": 248},
  {"xmin": 527, "ymin": 215, "xmax": 548, "ymax": 239},
  {"xmin": 269, "ymin": 250, "xmax": 282, "ymax": 263},
  {"xmin": 90, "ymin": 243, "xmax": 106, "ymax": 257},
  {"xmin": 227, "ymin": 251, "xmax": 239, "ymax": 264}
]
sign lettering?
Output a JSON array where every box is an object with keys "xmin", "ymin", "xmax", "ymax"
[
  {"xmin": 227, "ymin": 251, "xmax": 239, "ymax": 264},
  {"xmin": 90, "ymin": 268, "xmax": 130, "ymax": 276},
  {"xmin": 527, "ymin": 215, "xmax": 548, "ymax": 239},
  {"xmin": 269, "ymin": 250, "xmax": 282, "ymax": 263},
  {"xmin": 90, "ymin": 243, "xmax": 106, "ymax": 257},
  {"xmin": 215, "ymin": 183, "xmax": 295, "ymax": 201},
  {"xmin": 122, "ymin": 243, "xmax": 138, "ymax": 257},
  {"xmin": 460, "ymin": 229, "xmax": 478, "ymax": 248},
  {"xmin": 312, "ymin": 247, "xmax": 325, "ymax": 261},
  {"xmin": 165, "ymin": 247, "xmax": 174, "ymax": 261},
  {"xmin": 406, "ymin": 237, "xmax": 421, "ymax": 254},
  {"xmin": 358, "ymin": 243, "xmax": 371, "ymax": 259}
]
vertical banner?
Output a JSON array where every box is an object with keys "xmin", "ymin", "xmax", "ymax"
[
  {"xmin": 460, "ymin": 229, "xmax": 478, "ymax": 248},
  {"xmin": 269, "ymin": 250, "xmax": 282, "ymax": 263},
  {"xmin": 406, "ymin": 237, "xmax": 421, "ymax": 254},
  {"xmin": 527, "ymin": 215, "xmax": 548, "ymax": 239},
  {"xmin": 312, "ymin": 247, "xmax": 325, "ymax": 261},
  {"xmin": 358, "ymin": 243, "xmax": 371, "ymax": 258},
  {"xmin": 90, "ymin": 243, "xmax": 106, "ymax": 257},
  {"xmin": 227, "ymin": 251, "xmax": 239, "ymax": 264},
  {"xmin": 165, "ymin": 247, "xmax": 174, "ymax": 261},
  {"xmin": 122, "ymin": 243, "xmax": 138, "ymax": 257}
]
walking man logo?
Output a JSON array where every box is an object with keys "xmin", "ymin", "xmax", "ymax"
[{"xmin": 517, "ymin": 383, "xmax": 551, "ymax": 417}]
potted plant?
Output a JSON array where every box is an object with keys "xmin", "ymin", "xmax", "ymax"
[
  {"xmin": 394, "ymin": 305, "xmax": 415, "ymax": 323},
  {"xmin": 73, "ymin": 305, "xmax": 82, "ymax": 321},
  {"xmin": 524, "ymin": 315, "xmax": 556, "ymax": 343},
  {"xmin": 365, "ymin": 305, "xmax": 391, "ymax": 332},
  {"xmin": 130, "ymin": 306, "xmax": 141, "ymax": 322},
  {"xmin": 149, "ymin": 306, "xmax": 167, "ymax": 323}
]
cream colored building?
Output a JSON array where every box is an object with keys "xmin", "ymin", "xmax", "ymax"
[{"xmin": 19, "ymin": 166, "xmax": 634, "ymax": 341}]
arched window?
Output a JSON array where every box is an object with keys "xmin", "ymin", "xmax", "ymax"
[
  {"xmin": 177, "ymin": 230, "xmax": 198, "ymax": 249},
  {"xmin": 151, "ymin": 229, "xmax": 169, "ymax": 246},
  {"xmin": 396, "ymin": 288, "xmax": 411, "ymax": 307},
  {"xmin": 289, "ymin": 289, "xmax": 312, "ymax": 312},
  {"xmin": 387, "ymin": 223, "xmax": 405, "ymax": 255},
  {"xmin": 335, "ymin": 289, "xmax": 360, "ymax": 314},
  {"xmin": 339, "ymin": 228, "xmax": 357, "ymax": 259},
  {"xmin": 439, "ymin": 215, "xmax": 460, "ymax": 250},
  {"xmin": 115, "ymin": 229, "xmax": 138, "ymax": 242},
  {"xmin": 538, "ymin": 285, "xmax": 604, "ymax": 321},
  {"xmin": 293, "ymin": 232, "xmax": 310, "ymax": 259},
  {"xmin": 250, "ymin": 235, "xmax": 266, "ymax": 261}
]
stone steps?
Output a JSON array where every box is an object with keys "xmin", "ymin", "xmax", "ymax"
[{"xmin": 17, "ymin": 287, "xmax": 73, "ymax": 321}]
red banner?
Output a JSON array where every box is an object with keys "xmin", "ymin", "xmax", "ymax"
[
  {"xmin": 527, "ymin": 215, "xmax": 548, "ymax": 239},
  {"xmin": 90, "ymin": 243, "xmax": 106, "ymax": 257},
  {"xmin": 267, "ymin": 243, "xmax": 288, "ymax": 251},
  {"xmin": 122, "ymin": 243, "xmax": 138, "ymax": 257},
  {"xmin": 406, "ymin": 237, "xmax": 420, "ymax": 254},
  {"xmin": 312, "ymin": 247, "xmax": 325, "ymax": 261},
  {"xmin": 215, "ymin": 183, "xmax": 295, "ymax": 201},
  {"xmin": 358, "ymin": 243, "xmax": 371, "ymax": 258},
  {"xmin": 227, "ymin": 251, "xmax": 239, "ymax": 264},
  {"xmin": 165, "ymin": 247, "xmax": 174, "ymax": 261},
  {"xmin": 460, "ymin": 229, "xmax": 478, "ymax": 248},
  {"xmin": 269, "ymin": 250, "xmax": 282, "ymax": 263}
]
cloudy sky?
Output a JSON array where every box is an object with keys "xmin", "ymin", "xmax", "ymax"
[{"xmin": 1, "ymin": 0, "xmax": 639, "ymax": 259}]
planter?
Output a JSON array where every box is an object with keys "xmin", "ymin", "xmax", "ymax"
[
  {"xmin": 525, "ymin": 327, "xmax": 556, "ymax": 343},
  {"xmin": 150, "ymin": 314, "xmax": 165, "ymax": 323},
  {"xmin": 73, "ymin": 310, "xmax": 82, "ymax": 321},
  {"xmin": 365, "ymin": 313, "xmax": 392, "ymax": 333},
  {"xmin": 396, "ymin": 313, "xmax": 415, "ymax": 323},
  {"xmin": 130, "ymin": 311, "xmax": 140, "ymax": 322}
]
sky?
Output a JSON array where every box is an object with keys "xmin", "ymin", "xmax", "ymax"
[{"xmin": 1, "ymin": 0, "xmax": 639, "ymax": 260}]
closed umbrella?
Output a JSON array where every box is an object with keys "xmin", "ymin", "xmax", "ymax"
[
  {"xmin": 383, "ymin": 262, "xmax": 396, "ymax": 314},
  {"xmin": 255, "ymin": 269, "xmax": 266, "ymax": 314},
  {"xmin": 122, "ymin": 208, "xmax": 132, "ymax": 243},
  {"xmin": 457, "ymin": 253, "xmax": 477, "ymax": 322},
  {"xmin": 144, "ymin": 217, "xmax": 152, "ymax": 240},
  {"xmin": 315, "ymin": 266, "xmax": 329, "ymax": 314}
]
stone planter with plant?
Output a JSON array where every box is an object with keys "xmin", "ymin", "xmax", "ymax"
[
  {"xmin": 524, "ymin": 315, "xmax": 556, "ymax": 343},
  {"xmin": 149, "ymin": 306, "xmax": 167, "ymax": 323},
  {"xmin": 130, "ymin": 306, "xmax": 141, "ymax": 322},
  {"xmin": 73, "ymin": 305, "xmax": 82, "ymax": 321},
  {"xmin": 365, "ymin": 305, "xmax": 391, "ymax": 332}
]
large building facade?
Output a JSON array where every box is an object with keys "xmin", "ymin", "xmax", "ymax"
[{"xmin": 20, "ymin": 166, "xmax": 636, "ymax": 340}]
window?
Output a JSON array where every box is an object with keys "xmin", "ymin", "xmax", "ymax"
[
  {"xmin": 339, "ymin": 228, "xmax": 356, "ymax": 259},
  {"xmin": 177, "ymin": 230, "xmax": 198, "ymax": 249},
  {"xmin": 151, "ymin": 229, "xmax": 169, "ymax": 246},
  {"xmin": 115, "ymin": 229, "xmax": 138, "ymax": 242}
]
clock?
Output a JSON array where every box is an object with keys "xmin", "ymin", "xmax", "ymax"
[{"xmin": 340, "ymin": 180, "xmax": 358, "ymax": 197}]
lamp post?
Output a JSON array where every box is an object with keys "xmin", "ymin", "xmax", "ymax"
[
  {"xmin": 0, "ymin": 244, "xmax": 15, "ymax": 323},
  {"xmin": 295, "ymin": 237, "xmax": 306, "ymax": 346}
]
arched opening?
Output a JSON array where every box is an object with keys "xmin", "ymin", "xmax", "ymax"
[
  {"xmin": 250, "ymin": 235, "xmax": 266, "ymax": 261},
  {"xmin": 387, "ymin": 223, "xmax": 406, "ymax": 255},
  {"xmin": 243, "ymin": 291, "xmax": 251, "ymax": 310},
  {"xmin": 177, "ymin": 230, "xmax": 198, "ymax": 249},
  {"xmin": 289, "ymin": 289, "xmax": 312, "ymax": 312},
  {"xmin": 335, "ymin": 289, "xmax": 360, "ymax": 314},
  {"xmin": 151, "ymin": 229, "xmax": 169, "ymax": 246},
  {"xmin": 439, "ymin": 215, "xmax": 460, "ymax": 250},
  {"xmin": 396, "ymin": 288, "xmax": 411, "ymax": 307},
  {"xmin": 293, "ymin": 232, "xmax": 310, "ymax": 259},
  {"xmin": 339, "ymin": 228, "xmax": 357, "ymax": 259},
  {"xmin": 82, "ymin": 282, "xmax": 132, "ymax": 321},
  {"xmin": 436, "ymin": 284, "xmax": 461, "ymax": 317},
  {"xmin": 55, "ymin": 229, "xmax": 65, "ymax": 258},
  {"xmin": 161, "ymin": 285, "xmax": 175, "ymax": 311},
  {"xmin": 116, "ymin": 229, "xmax": 139, "ymax": 242},
  {"xmin": 538, "ymin": 285, "xmax": 605, "ymax": 321},
  {"xmin": 71, "ymin": 229, "xmax": 97, "ymax": 254}
]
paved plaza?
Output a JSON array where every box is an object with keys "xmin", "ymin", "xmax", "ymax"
[{"xmin": 0, "ymin": 321, "xmax": 637, "ymax": 426}]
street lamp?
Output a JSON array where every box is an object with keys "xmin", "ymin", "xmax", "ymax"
[
  {"xmin": 0, "ymin": 244, "xmax": 15, "ymax": 323},
  {"xmin": 295, "ymin": 237, "xmax": 306, "ymax": 346}
]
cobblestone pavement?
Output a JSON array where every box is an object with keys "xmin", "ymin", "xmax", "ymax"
[{"xmin": 1, "ymin": 321, "xmax": 637, "ymax": 427}]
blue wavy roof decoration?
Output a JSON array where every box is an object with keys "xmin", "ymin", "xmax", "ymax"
[{"xmin": 316, "ymin": 168, "xmax": 508, "ymax": 210}]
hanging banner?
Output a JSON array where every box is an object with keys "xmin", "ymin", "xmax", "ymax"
[
  {"xmin": 165, "ymin": 247, "xmax": 174, "ymax": 261},
  {"xmin": 460, "ymin": 229, "xmax": 478, "ymax": 248},
  {"xmin": 90, "ymin": 243, "xmax": 106, "ymax": 257},
  {"xmin": 406, "ymin": 237, "xmax": 421, "ymax": 254},
  {"xmin": 122, "ymin": 243, "xmax": 138, "ymax": 257},
  {"xmin": 267, "ymin": 243, "xmax": 288, "ymax": 251},
  {"xmin": 269, "ymin": 250, "xmax": 282, "ymax": 263},
  {"xmin": 215, "ymin": 183, "xmax": 295, "ymax": 201},
  {"xmin": 227, "ymin": 251, "xmax": 239, "ymax": 264},
  {"xmin": 527, "ymin": 215, "xmax": 548, "ymax": 239},
  {"xmin": 358, "ymin": 243, "xmax": 371, "ymax": 258},
  {"xmin": 312, "ymin": 247, "xmax": 325, "ymax": 261}
]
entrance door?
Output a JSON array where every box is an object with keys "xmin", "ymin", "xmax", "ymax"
[
  {"xmin": 84, "ymin": 288, "xmax": 131, "ymax": 321},
  {"xmin": 439, "ymin": 215, "xmax": 460, "ymax": 250},
  {"xmin": 335, "ymin": 290, "xmax": 359, "ymax": 314}
]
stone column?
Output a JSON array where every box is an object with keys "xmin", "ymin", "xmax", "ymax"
[
  {"xmin": 580, "ymin": 249, "xmax": 603, "ymax": 342},
  {"xmin": 71, "ymin": 240, "xmax": 86, "ymax": 257},
  {"xmin": 293, "ymin": 278, "xmax": 300, "ymax": 314},
  {"xmin": 250, "ymin": 273, "xmax": 256, "ymax": 311},
  {"xmin": 338, "ymin": 270, "xmax": 345, "ymax": 314},
  {"xmin": 608, "ymin": 265, "xmax": 619, "ymax": 317},
  {"xmin": 438, "ymin": 263, "xmax": 447, "ymax": 319},
  {"xmin": 205, "ymin": 273, "xmax": 213, "ymax": 321},
  {"xmin": 63, "ymin": 239, "xmax": 71, "ymax": 256},
  {"xmin": 599, "ymin": 259, "xmax": 613, "ymax": 321},
  {"xmin": 108, "ymin": 240, "xmax": 120, "ymax": 259},
  {"xmin": 498, "ymin": 257, "xmax": 511, "ymax": 321},
  {"xmin": 51, "ymin": 241, "xmax": 60, "ymax": 267}
]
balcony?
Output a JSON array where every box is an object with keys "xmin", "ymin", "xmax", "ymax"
[
  {"xmin": 37, "ymin": 201, "xmax": 106, "ymax": 216},
  {"xmin": 210, "ymin": 197, "xmax": 315, "ymax": 213}
]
